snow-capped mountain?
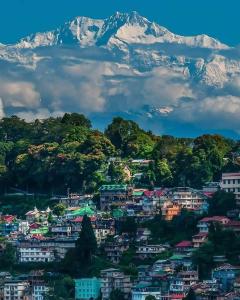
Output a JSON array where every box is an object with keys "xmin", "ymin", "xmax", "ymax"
[
  {"xmin": 15, "ymin": 11, "xmax": 228, "ymax": 50},
  {"xmin": 0, "ymin": 12, "xmax": 240, "ymax": 137}
]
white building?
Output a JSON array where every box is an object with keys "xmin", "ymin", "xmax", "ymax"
[
  {"xmin": 132, "ymin": 286, "xmax": 162, "ymax": 300},
  {"xmin": 220, "ymin": 173, "xmax": 240, "ymax": 205},
  {"xmin": 18, "ymin": 245, "xmax": 54, "ymax": 263},
  {"xmin": 136, "ymin": 245, "xmax": 168, "ymax": 259},
  {"xmin": 4, "ymin": 280, "xmax": 29, "ymax": 300}
]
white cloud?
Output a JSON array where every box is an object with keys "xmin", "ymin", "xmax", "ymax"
[{"xmin": 0, "ymin": 80, "xmax": 40, "ymax": 109}]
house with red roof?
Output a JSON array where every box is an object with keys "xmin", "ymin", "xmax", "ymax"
[
  {"xmin": 174, "ymin": 241, "xmax": 193, "ymax": 254},
  {"xmin": 197, "ymin": 216, "xmax": 230, "ymax": 234}
]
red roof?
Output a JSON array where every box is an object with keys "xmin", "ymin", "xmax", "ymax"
[
  {"xmin": 175, "ymin": 241, "xmax": 193, "ymax": 248},
  {"xmin": 72, "ymin": 216, "xmax": 97, "ymax": 223},
  {"xmin": 193, "ymin": 232, "xmax": 208, "ymax": 237},
  {"xmin": 2, "ymin": 215, "xmax": 15, "ymax": 223},
  {"xmin": 171, "ymin": 294, "xmax": 185, "ymax": 300},
  {"xmin": 200, "ymin": 216, "xmax": 230, "ymax": 223},
  {"xmin": 29, "ymin": 223, "xmax": 41, "ymax": 229},
  {"xmin": 225, "ymin": 221, "xmax": 240, "ymax": 227},
  {"xmin": 203, "ymin": 192, "xmax": 214, "ymax": 197}
]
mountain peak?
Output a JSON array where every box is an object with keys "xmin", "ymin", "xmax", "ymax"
[{"xmin": 13, "ymin": 12, "xmax": 229, "ymax": 50}]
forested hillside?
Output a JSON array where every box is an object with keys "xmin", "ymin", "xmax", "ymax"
[{"xmin": 0, "ymin": 113, "xmax": 238, "ymax": 194}]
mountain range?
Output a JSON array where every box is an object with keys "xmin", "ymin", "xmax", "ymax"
[{"xmin": 0, "ymin": 11, "xmax": 240, "ymax": 137}]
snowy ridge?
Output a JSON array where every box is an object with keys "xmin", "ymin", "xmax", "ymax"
[{"xmin": 13, "ymin": 11, "xmax": 228, "ymax": 50}]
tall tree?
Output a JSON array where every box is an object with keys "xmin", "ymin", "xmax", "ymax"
[{"xmin": 76, "ymin": 215, "xmax": 97, "ymax": 263}]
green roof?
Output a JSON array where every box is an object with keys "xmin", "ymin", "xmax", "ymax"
[
  {"xmin": 30, "ymin": 226, "xmax": 49, "ymax": 235},
  {"xmin": 70, "ymin": 206, "xmax": 95, "ymax": 217},
  {"xmin": 99, "ymin": 184, "xmax": 128, "ymax": 191},
  {"xmin": 133, "ymin": 191, "xmax": 144, "ymax": 196},
  {"xmin": 112, "ymin": 208, "xmax": 124, "ymax": 218},
  {"xmin": 170, "ymin": 254, "xmax": 186, "ymax": 260}
]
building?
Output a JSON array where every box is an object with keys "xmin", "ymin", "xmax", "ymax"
[
  {"xmin": 100, "ymin": 268, "xmax": 132, "ymax": 300},
  {"xmin": 99, "ymin": 185, "xmax": 133, "ymax": 210},
  {"xmin": 32, "ymin": 283, "xmax": 49, "ymax": 300},
  {"xmin": 220, "ymin": 173, "xmax": 240, "ymax": 205},
  {"xmin": 104, "ymin": 240, "xmax": 129, "ymax": 264},
  {"xmin": 136, "ymin": 245, "xmax": 168, "ymax": 260},
  {"xmin": 178, "ymin": 271, "xmax": 199, "ymax": 288},
  {"xmin": 192, "ymin": 233, "xmax": 208, "ymax": 248},
  {"xmin": 174, "ymin": 241, "xmax": 193, "ymax": 254},
  {"xmin": 212, "ymin": 264, "xmax": 238, "ymax": 292},
  {"xmin": 132, "ymin": 283, "xmax": 162, "ymax": 300},
  {"xmin": 163, "ymin": 188, "xmax": 208, "ymax": 214},
  {"xmin": 4, "ymin": 280, "xmax": 30, "ymax": 300},
  {"xmin": 197, "ymin": 216, "xmax": 230, "ymax": 234},
  {"xmin": 75, "ymin": 278, "xmax": 101, "ymax": 300},
  {"xmin": 50, "ymin": 223, "xmax": 72, "ymax": 237},
  {"xmin": 161, "ymin": 201, "xmax": 181, "ymax": 221},
  {"xmin": 18, "ymin": 241, "xmax": 55, "ymax": 263}
]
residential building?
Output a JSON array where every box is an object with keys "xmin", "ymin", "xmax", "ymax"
[
  {"xmin": 192, "ymin": 233, "xmax": 208, "ymax": 248},
  {"xmin": 164, "ymin": 188, "xmax": 208, "ymax": 214},
  {"xmin": 174, "ymin": 241, "xmax": 193, "ymax": 254},
  {"xmin": 75, "ymin": 278, "xmax": 101, "ymax": 300},
  {"xmin": 18, "ymin": 241, "xmax": 55, "ymax": 263},
  {"xmin": 104, "ymin": 240, "xmax": 129, "ymax": 264},
  {"xmin": 212, "ymin": 264, "xmax": 238, "ymax": 292},
  {"xmin": 4, "ymin": 280, "xmax": 30, "ymax": 300},
  {"xmin": 178, "ymin": 271, "xmax": 199, "ymax": 288},
  {"xmin": 101, "ymin": 268, "xmax": 132, "ymax": 300},
  {"xmin": 99, "ymin": 185, "xmax": 133, "ymax": 210},
  {"xmin": 136, "ymin": 245, "xmax": 168, "ymax": 260},
  {"xmin": 32, "ymin": 283, "xmax": 49, "ymax": 300},
  {"xmin": 197, "ymin": 216, "xmax": 230, "ymax": 234},
  {"xmin": 220, "ymin": 173, "xmax": 240, "ymax": 205},
  {"xmin": 161, "ymin": 201, "xmax": 181, "ymax": 221},
  {"xmin": 132, "ymin": 283, "xmax": 162, "ymax": 300},
  {"xmin": 50, "ymin": 223, "xmax": 72, "ymax": 237}
]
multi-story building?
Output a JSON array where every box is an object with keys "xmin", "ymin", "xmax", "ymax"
[
  {"xmin": 50, "ymin": 223, "xmax": 72, "ymax": 237},
  {"xmin": 99, "ymin": 185, "xmax": 133, "ymax": 210},
  {"xmin": 75, "ymin": 278, "xmax": 101, "ymax": 300},
  {"xmin": 192, "ymin": 233, "xmax": 208, "ymax": 248},
  {"xmin": 100, "ymin": 268, "xmax": 132, "ymax": 300},
  {"xmin": 163, "ymin": 188, "xmax": 208, "ymax": 214},
  {"xmin": 197, "ymin": 216, "xmax": 230, "ymax": 233},
  {"xmin": 0, "ymin": 222, "xmax": 19, "ymax": 237},
  {"xmin": 136, "ymin": 245, "xmax": 169, "ymax": 260},
  {"xmin": 132, "ymin": 284, "xmax": 163, "ymax": 300},
  {"xmin": 4, "ymin": 280, "xmax": 30, "ymax": 300},
  {"xmin": 104, "ymin": 240, "xmax": 129, "ymax": 264},
  {"xmin": 178, "ymin": 271, "xmax": 199, "ymax": 288},
  {"xmin": 18, "ymin": 242, "xmax": 55, "ymax": 263},
  {"xmin": 220, "ymin": 173, "xmax": 240, "ymax": 205},
  {"xmin": 32, "ymin": 283, "xmax": 49, "ymax": 300},
  {"xmin": 161, "ymin": 201, "xmax": 181, "ymax": 221}
]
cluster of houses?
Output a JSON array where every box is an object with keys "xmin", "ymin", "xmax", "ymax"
[
  {"xmin": 0, "ymin": 270, "xmax": 49, "ymax": 300},
  {"xmin": 1, "ymin": 172, "xmax": 240, "ymax": 299}
]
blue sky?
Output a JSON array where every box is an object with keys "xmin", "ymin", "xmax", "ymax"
[{"xmin": 1, "ymin": 0, "xmax": 239, "ymax": 45}]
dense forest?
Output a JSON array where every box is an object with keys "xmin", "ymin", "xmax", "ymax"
[{"xmin": 0, "ymin": 113, "xmax": 239, "ymax": 194}]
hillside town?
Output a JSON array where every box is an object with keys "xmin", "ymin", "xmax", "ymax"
[{"xmin": 1, "ymin": 167, "xmax": 240, "ymax": 300}]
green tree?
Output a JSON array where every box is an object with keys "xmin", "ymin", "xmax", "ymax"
[
  {"xmin": 61, "ymin": 113, "xmax": 92, "ymax": 128},
  {"xmin": 109, "ymin": 289, "xmax": 125, "ymax": 300},
  {"xmin": 146, "ymin": 296, "xmax": 157, "ymax": 300},
  {"xmin": 208, "ymin": 190, "xmax": 236, "ymax": 216},
  {"xmin": 0, "ymin": 243, "xmax": 16, "ymax": 270},
  {"xmin": 184, "ymin": 288, "xmax": 196, "ymax": 300},
  {"xmin": 76, "ymin": 215, "xmax": 97, "ymax": 263},
  {"xmin": 53, "ymin": 204, "xmax": 66, "ymax": 217}
]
